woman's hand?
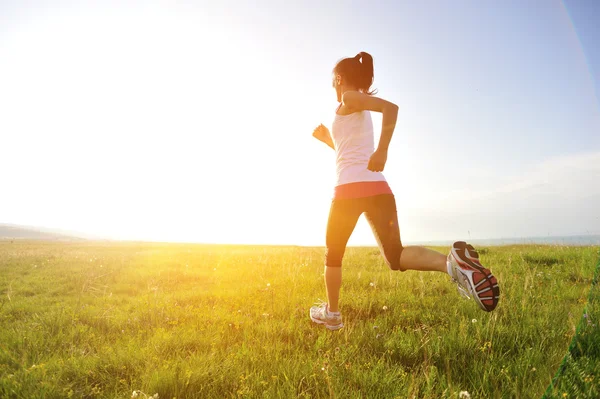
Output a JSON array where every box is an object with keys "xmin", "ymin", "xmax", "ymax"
[
  {"xmin": 313, "ymin": 124, "xmax": 335, "ymax": 150},
  {"xmin": 312, "ymin": 124, "xmax": 330, "ymax": 140},
  {"xmin": 368, "ymin": 148, "xmax": 387, "ymax": 172}
]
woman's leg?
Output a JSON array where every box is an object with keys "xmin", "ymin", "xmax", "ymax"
[
  {"xmin": 324, "ymin": 267, "xmax": 342, "ymax": 313},
  {"xmin": 364, "ymin": 194, "xmax": 500, "ymax": 311},
  {"xmin": 399, "ymin": 246, "xmax": 447, "ymax": 273},
  {"xmin": 324, "ymin": 198, "xmax": 362, "ymax": 312},
  {"xmin": 364, "ymin": 194, "xmax": 447, "ymax": 273}
]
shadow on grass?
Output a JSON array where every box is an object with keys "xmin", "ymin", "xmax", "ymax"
[{"xmin": 523, "ymin": 254, "xmax": 561, "ymax": 267}]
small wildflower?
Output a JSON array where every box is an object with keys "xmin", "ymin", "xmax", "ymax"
[
  {"xmin": 583, "ymin": 313, "xmax": 587, "ymax": 318},
  {"xmin": 459, "ymin": 391, "xmax": 471, "ymax": 399},
  {"xmin": 531, "ymin": 367, "xmax": 536, "ymax": 372},
  {"xmin": 479, "ymin": 341, "xmax": 492, "ymax": 352},
  {"xmin": 131, "ymin": 392, "xmax": 138, "ymax": 399},
  {"xmin": 382, "ymin": 306, "xmax": 388, "ymax": 311},
  {"xmin": 472, "ymin": 319, "xmax": 477, "ymax": 323},
  {"xmin": 321, "ymin": 367, "xmax": 325, "ymax": 371},
  {"xmin": 562, "ymin": 393, "xmax": 567, "ymax": 398},
  {"xmin": 266, "ymin": 283, "xmax": 271, "ymax": 287},
  {"xmin": 370, "ymin": 282, "xmax": 375, "ymax": 287}
]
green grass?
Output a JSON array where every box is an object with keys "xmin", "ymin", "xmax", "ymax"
[
  {"xmin": 543, "ymin": 254, "xmax": 600, "ymax": 399},
  {"xmin": 0, "ymin": 241, "xmax": 598, "ymax": 398}
]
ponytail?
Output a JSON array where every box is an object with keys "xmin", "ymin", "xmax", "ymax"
[
  {"xmin": 333, "ymin": 51, "xmax": 377, "ymax": 95},
  {"xmin": 355, "ymin": 52, "xmax": 376, "ymax": 95}
]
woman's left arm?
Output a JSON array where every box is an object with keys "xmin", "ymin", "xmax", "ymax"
[{"xmin": 342, "ymin": 91, "xmax": 399, "ymax": 171}]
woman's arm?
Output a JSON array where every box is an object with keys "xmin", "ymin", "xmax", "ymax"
[
  {"xmin": 341, "ymin": 91, "xmax": 398, "ymax": 152},
  {"xmin": 341, "ymin": 91, "xmax": 398, "ymax": 171}
]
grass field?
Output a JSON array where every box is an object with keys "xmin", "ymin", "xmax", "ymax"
[{"xmin": 0, "ymin": 241, "xmax": 598, "ymax": 398}]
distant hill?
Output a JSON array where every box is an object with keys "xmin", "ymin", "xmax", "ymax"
[
  {"xmin": 406, "ymin": 235, "xmax": 600, "ymax": 247},
  {"xmin": 0, "ymin": 224, "xmax": 87, "ymax": 241}
]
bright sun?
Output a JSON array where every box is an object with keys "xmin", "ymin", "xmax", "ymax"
[
  {"xmin": 0, "ymin": 7, "xmax": 337, "ymax": 245},
  {"xmin": 0, "ymin": 5, "xmax": 429, "ymax": 246}
]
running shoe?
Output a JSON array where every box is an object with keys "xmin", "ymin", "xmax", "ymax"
[
  {"xmin": 309, "ymin": 302, "xmax": 344, "ymax": 330},
  {"xmin": 448, "ymin": 241, "xmax": 500, "ymax": 312}
]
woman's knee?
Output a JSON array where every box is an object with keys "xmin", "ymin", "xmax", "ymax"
[
  {"xmin": 385, "ymin": 245, "xmax": 405, "ymax": 271},
  {"xmin": 325, "ymin": 247, "xmax": 344, "ymax": 268}
]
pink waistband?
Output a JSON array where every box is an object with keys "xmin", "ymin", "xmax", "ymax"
[{"xmin": 333, "ymin": 181, "xmax": 393, "ymax": 200}]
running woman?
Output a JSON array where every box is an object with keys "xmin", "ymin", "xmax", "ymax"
[{"xmin": 310, "ymin": 52, "xmax": 500, "ymax": 330}]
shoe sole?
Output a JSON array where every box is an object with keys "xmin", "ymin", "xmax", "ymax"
[
  {"xmin": 451, "ymin": 241, "xmax": 500, "ymax": 312},
  {"xmin": 309, "ymin": 312, "xmax": 344, "ymax": 330}
]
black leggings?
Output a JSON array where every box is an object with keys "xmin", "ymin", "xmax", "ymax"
[{"xmin": 325, "ymin": 194, "xmax": 404, "ymax": 270}]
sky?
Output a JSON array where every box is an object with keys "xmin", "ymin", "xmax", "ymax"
[{"xmin": 0, "ymin": 0, "xmax": 599, "ymax": 246}]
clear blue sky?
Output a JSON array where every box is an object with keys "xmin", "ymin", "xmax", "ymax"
[{"xmin": 0, "ymin": 0, "xmax": 598, "ymax": 244}]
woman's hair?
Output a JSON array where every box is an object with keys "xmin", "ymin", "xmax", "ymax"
[{"xmin": 333, "ymin": 52, "xmax": 377, "ymax": 95}]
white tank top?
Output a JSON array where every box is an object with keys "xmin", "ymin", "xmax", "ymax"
[{"xmin": 331, "ymin": 110, "xmax": 386, "ymax": 186}]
